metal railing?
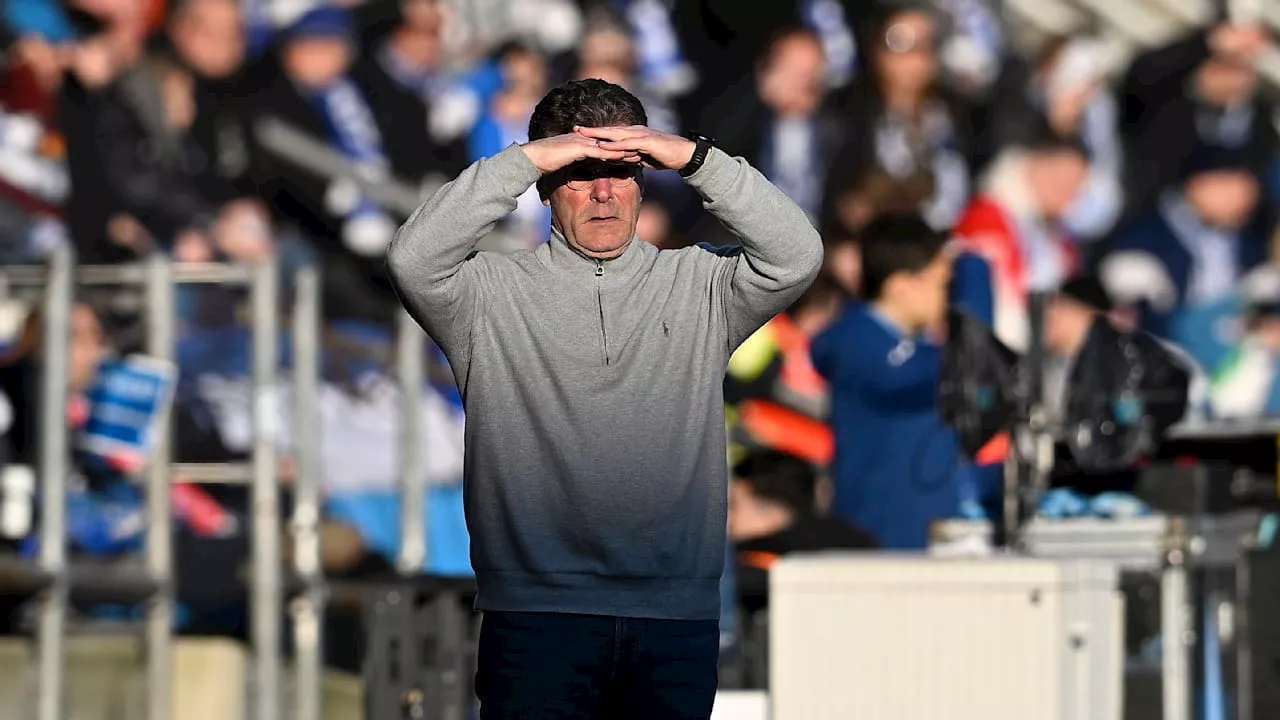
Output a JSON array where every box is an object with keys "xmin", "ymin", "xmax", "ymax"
[{"xmin": 1, "ymin": 251, "xmax": 434, "ymax": 720}]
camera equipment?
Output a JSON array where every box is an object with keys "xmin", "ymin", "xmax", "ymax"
[{"xmin": 938, "ymin": 294, "xmax": 1193, "ymax": 546}]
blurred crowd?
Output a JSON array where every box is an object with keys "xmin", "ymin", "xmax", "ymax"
[{"xmin": 1, "ymin": 0, "xmax": 1280, "ymax": 670}]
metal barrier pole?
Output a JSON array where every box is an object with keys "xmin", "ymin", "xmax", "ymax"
[
  {"xmin": 35, "ymin": 243, "xmax": 73, "ymax": 720},
  {"xmin": 144, "ymin": 254, "xmax": 175, "ymax": 720},
  {"xmin": 1163, "ymin": 517, "xmax": 1193, "ymax": 720},
  {"xmin": 290, "ymin": 265, "xmax": 323, "ymax": 720},
  {"xmin": 396, "ymin": 310, "xmax": 426, "ymax": 574},
  {"xmin": 251, "ymin": 256, "xmax": 282, "ymax": 720}
]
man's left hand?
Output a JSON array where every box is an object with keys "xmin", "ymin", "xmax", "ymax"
[{"xmin": 573, "ymin": 126, "xmax": 696, "ymax": 172}]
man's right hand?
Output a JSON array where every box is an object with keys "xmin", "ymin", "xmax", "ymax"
[{"xmin": 519, "ymin": 131, "xmax": 641, "ymax": 174}]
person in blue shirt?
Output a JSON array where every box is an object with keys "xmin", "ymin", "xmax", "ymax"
[{"xmin": 811, "ymin": 212, "xmax": 983, "ymax": 549}]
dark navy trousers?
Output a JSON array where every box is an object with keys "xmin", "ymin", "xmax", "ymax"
[{"xmin": 475, "ymin": 611, "xmax": 720, "ymax": 720}]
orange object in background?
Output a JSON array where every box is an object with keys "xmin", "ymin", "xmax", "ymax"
[
  {"xmin": 975, "ymin": 431, "xmax": 1010, "ymax": 465},
  {"xmin": 738, "ymin": 398, "xmax": 834, "ymax": 466},
  {"xmin": 143, "ymin": 0, "xmax": 167, "ymax": 34}
]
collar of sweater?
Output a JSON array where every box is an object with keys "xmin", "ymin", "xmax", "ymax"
[{"xmin": 540, "ymin": 225, "xmax": 651, "ymax": 278}]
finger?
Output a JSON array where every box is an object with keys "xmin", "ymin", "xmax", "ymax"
[
  {"xmin": 581, "ymin": 146, "xmax": 635, "ymax": 161},
  {"xmin": 574, "ymin": 125, "xmax": 645, "ymax": 141},
  {"xmin": 596, "ymin": 138, "xmax": 650, "ymax": 152}
]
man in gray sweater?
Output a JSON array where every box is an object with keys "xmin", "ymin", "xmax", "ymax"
[{"xmin": 387, "ymin": 78, "xmax": 822, "ymax": 719}]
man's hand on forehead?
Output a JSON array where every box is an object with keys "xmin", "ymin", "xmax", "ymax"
[
  {"xmin": 573, "ymin": 125, "xmax": 697, "ymax": 172},
  {"xmin": 519, "ymin": 130, "xmax": 642, "ymax": 175}
]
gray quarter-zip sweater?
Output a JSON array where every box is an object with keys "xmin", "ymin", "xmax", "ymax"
[{"xmin": 387, "ymin": 142, "xmax": 823, "ymax": 620}]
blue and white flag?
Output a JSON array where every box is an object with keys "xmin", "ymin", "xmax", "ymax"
[{"xmin": 79, "ymin": 355, "xmax": 177, "ymax": 474}]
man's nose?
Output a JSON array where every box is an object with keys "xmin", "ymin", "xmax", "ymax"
[{"xmin": 589, "ymin": 178, "xmax": 614, "ymax": 202}]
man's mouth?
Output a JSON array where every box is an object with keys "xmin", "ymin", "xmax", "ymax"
[{"xmin": 587, "ymin": 216, "xmax": 618, "ymax": 223}]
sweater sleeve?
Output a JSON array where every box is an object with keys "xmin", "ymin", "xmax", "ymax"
[
  {"xmin": 684, "ymin": 147, "xmax": 825, "ymax": 350},
  {"xmin": 386, "ymin": 143, "xmax": 542, "ymax": 363}
]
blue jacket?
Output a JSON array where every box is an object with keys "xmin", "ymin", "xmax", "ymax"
[
  {"xmin": 1105, "ymin": 198, "xmax": 1267, "ymax": 371},
  {"xmin": 811, "ymin": 302, "xmax": 974, "ymax": 549}
]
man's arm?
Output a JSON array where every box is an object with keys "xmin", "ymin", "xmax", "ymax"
[
  {"xmin": 575, "ymin": 126, "xmax": 824, "ymax": 350},
  {"xmin": 684, "ymin": 148, "xmax": 825, "ymax": 349},
  {"xmin": 386, "ymin": 143, "xmax": 541, "ymax": 358}
]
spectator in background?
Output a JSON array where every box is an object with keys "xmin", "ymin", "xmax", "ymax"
[
  {"xmin": 570, "ymin": 8, "xmax": 681, "ymax": 136},
  {"xmin": 984, "ymin": 35, "xmax": 1124, "ymax": 241},
  {"xmin": 952, "ymin": 127, "xmax": 1091, "ymax": 350},
  {"xmin": 372, "ymin": 0, "xmax": 474, "ymax": 164},
  {"xmin": 725, "ymin": 275, "xmax": 845, "ymax": 470},
  {"xmin": 1210, "ymin": 265, "xmax": 1280, "ymax": 419},
  {"xmin": 467, "ymin": 41, "xmax": 551, "ymax": 246},
  {"xmin": 245, "ymin": 5, "xmax": 440, "ymax": 322},
  {"xmin": 823, "ymin": 3, "xmax": 971, "ymax": 233},
  {"xmin": 812, "ymin": 212, "xmax": 979, "ymax": 549},
  {"xmin": 58, "ymin": 5, "xmax": 143, "ymax": 262},
  {"xmin": 0, "ymin": 31, "xmax": 70, "ymax": 263},
  {"xmin": 830, "ymin": 165, "xmax": 935, "ymax": 237},
  {"xmin": 729, "ymin": 449, "xmax": 875, "ymax": 604},
  {"xmin": 728, "ymin": 274, "xmax": 845, "ymax": 422},
  {"xmin": 1119, "ymin": 18, "xmax": 1275, "ymax": 223},
  {"xmin": 752, "ymin": 27, "xmax": 839, "ymax": 223},
  {"xmin": 84, "ymin": 0, "xmax": 272, "ymax": 265},
  {"xmin": 1098, "ymin": 143, "xmax": 1268, "ymax": 373}
]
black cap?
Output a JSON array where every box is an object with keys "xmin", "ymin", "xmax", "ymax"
[
  {"xmin": 1022, "ymin": 114, "xmax": 1089, "ymax": 157},
  {"xmin": 1057, "ymin": 275, "xmax": 1113, "ymax": 313},
  {"xmin": 1176, "ymin": 141, "xmax": 1256, "ymax": 182}
]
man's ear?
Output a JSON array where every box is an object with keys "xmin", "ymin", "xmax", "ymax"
[{"xmin": 537, "ymin": 178, "xmax": 551, "ymax": 205}]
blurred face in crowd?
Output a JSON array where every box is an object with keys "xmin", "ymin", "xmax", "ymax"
[
  {"xmin": 873, "ymin": 11, "xmax": 937, "ymax": 102},
  {"xmin": 544, "ymin": 161, "xmax": 643, "ymax": 259},
  {"xmin": 1043, "ymin": 295, "xmax": 1096, "ymax": 357},
  {"xmin": 886, "ymin": 250, "xmax": 952, "ymax": 331},
  {"xmin": 1196, "ymin": 56, "xmax": 1257, "ymax": 107},
  {"xmin": 1026, "ymin": 147, "xmax": 1089, "ymax": 220},
  {"xmin": 283, "ymin": 35, "xmax": 351, "ymax": 88},
  {"xmin": 1184, "ymin": 170, "xmax": 1260, "ymax": 229},
  {"xmin": 68, "ymin": 34, "xmax": 122, "ymax": 88},
  {"xmin": 170, "ymin": 0, "xmax": 245, "ymax": 80},
  {"xmin": 728, "ymin": 480, "xmax": 794, "ymax": 542},
  {"xmin": 636, "ymin": 203, "xmax": 671, "ymax": 248},
  {"xmin": 757, "ymin": 31, "xmax": 826, "ymax": 118},
  {"xmin": 68, "ymin": 304, "xmax": 107, "ymax": 391},
  {"xmin": 824, "ymin": 239, "xmax": 861, "ymax": 295},
  {"xmin": 400, "ymin": 0, "xmax": 443, "ymax": 34},
  {"xmin": 578, "ymin": 26, "xmax": 634, "ymax": 82},
  {"xmin": 502, "ymin": 48, "xmax": 547, "ymax": 98}
]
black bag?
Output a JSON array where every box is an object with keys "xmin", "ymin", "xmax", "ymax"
[
  {"xmin": 1062, "ymin": 318, "xmax": 1191, "ymax": 473},
  {"xmin": 937, "ymin": 308, "xmax": 1021, "ymax": 460}
]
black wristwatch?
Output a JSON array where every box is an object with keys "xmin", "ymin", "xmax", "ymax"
[{"xmin": 679, "ymin": 132, "xmax": 715, "ymax": 177}]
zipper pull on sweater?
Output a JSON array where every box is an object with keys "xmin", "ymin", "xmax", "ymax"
[{"xmin": 595, "ymin": 260, "xmax": 604, "ymax": 277}]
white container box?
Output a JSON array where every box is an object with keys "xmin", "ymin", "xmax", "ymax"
[{"xmin": 768, "ymin": 552, "xmax": 1124, "ymax": 720}]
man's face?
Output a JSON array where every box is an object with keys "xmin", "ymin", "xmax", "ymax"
[
  {"xmin": 282, "ymin": 36, "xmax": 351, "ymax": 89},
  {"xmin": 1043, "ymin": 296, "xmax": 1094, "ymax": 357},
  {"xmin": 1185, "ymin": 170, "xmax": 1260, "ymax": 229},
  {"xmin": 873, "ymin": 11, "xmax": 938, "ymax": 99},
  {"xmin": 400, "ymin": 0, "xmax": 442, "ymax": 33},
  {"xmin": 544, "ymin": 161, "xmax": 643, "ymax": 259},
  {"xmin": 757, "ymin": 34, "xmax": 826, "ymax": 118},
  {"xmin": 1027, "ymin": 148, "xmax": 1089, "ymax": 220},
  {"xmin": 1196, "ymin": 57, "xmax": 1257, "ymax": 107},
  {"xmin": 171, "ymin": 0, "xmax": 245, "ymax": 80}
]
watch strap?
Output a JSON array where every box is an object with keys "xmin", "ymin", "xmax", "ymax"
[{"xmin": 679, "ymin": 132, "xmax": 714, "ymax": 177}]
